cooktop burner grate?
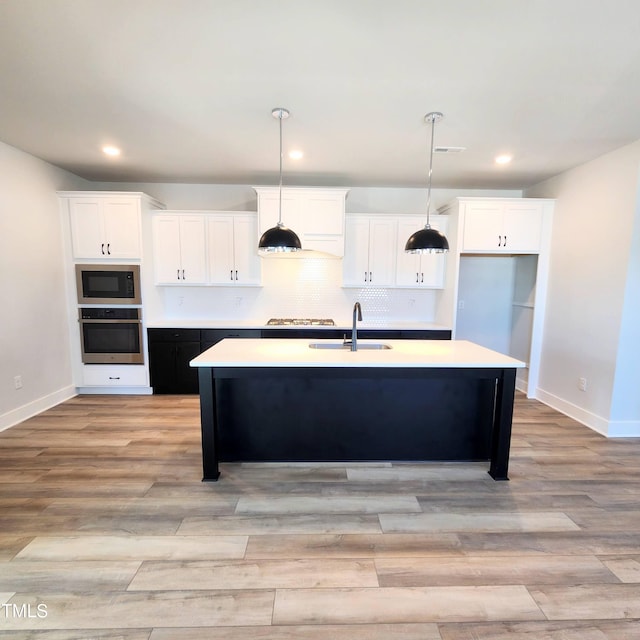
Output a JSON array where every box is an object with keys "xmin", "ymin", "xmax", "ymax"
[{"xmin": 267, "ymin": 318, "xmax": 335, "ymax": 326}]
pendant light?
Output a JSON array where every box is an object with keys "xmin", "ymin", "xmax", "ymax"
[
  {"xmin": 258, "ymin": 108, "xmax": 302, "ymax": 252},
  {"xmin": 405, "ymin": 111, "xmax": 450, "ymax": 254}
]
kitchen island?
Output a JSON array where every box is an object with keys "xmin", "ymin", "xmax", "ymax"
[{"xmin": 190, "ymin": 339, "xmax": 525, "ymax": 482}]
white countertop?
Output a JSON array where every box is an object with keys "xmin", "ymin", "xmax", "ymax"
[
  {"xmin": 147, "ymin": 320, "xmax": 450, "ymax": 331},
  {"xmin": 190, "ymin": 338, "xmax": 525, "ymax": 369}
]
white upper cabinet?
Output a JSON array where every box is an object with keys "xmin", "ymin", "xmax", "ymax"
[
  {"xmin": 255, "ymin": 187, "xmax": 349, "ymax": 256},
  {"xmin": 152, "ymin": 214, "xmax": 207, "ymax": 284},
  {"xmin": 461, "ymin": 199, "xmax": 544, "ymax": 253},
  {"xmin": 69, "ymin": 196, "xmax": 143, "ymax": 259},
  {"xmin": 343, "ymin": 215, "xmax": 396, "ymax": 287},
  {"xmin": 395, "ymin": 215, "xmax": 448, "ymax": 288},
  {"xmin": 208, "ymin": 213, "xmax": 261, "ymax": 285}
]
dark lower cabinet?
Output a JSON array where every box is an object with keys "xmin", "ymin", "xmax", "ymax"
[
  {"xmin": 148, "ymin": 328, "xmax": 262, "ymax": 394},
  {"xmin": 148, "ymin": 329, "xmax": 202, "ymax": 394},
  {"xmin": 148, "ymin": 326, "xmax": 451, "ymax": 394}
]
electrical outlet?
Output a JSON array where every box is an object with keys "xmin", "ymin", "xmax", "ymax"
[
  {"xmin": 14, "ymin": 375, "xmax": 23, "ymax": 390},
  {"xmin": 458, "ymin": 299, "xmax": 465, "ymax": 310},
  {"xmin": 578, "ymin": 377, "xmax": 587, "ymax": 392}
]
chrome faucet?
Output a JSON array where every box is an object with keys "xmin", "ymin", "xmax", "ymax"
[{"xmin": 351, "ymin": 302, "xmax": 362, "ymax": 351}]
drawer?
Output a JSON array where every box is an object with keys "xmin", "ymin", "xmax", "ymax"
[
  {"xmin": 148, "ymin": 328, "xmax": 201, "ymax": 342},
  {"xmin": 201, "ymin": 329, "xmax": 262, "ymax": 349},
  {"xmin": 82, "ymin": 365, "xmax": 148, "ymax": 387}
]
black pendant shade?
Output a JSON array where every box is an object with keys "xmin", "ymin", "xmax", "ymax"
[
  {"xmin": 258, "ymin": 107, "xmax": 302, "ymax": 253},
  {"xmin": 405, "ymin": 225, "xmax": 449, "ymax": 253},
  {"xmin": 404, "ymin": 111, "xmax": 450, "ymax": 254},
  {"xmin": 258, "ymin": 222, "xmax": 302, "ymax": 252}
]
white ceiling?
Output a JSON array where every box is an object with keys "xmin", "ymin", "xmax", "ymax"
[{"xmin": 1, "ymin": 0, "xmax": 640, "ymax": 189}]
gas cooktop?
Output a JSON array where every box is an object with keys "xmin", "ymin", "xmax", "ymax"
[{"xmin": 267, "ymin": 318, "xmax": 335, "ymax": 326}]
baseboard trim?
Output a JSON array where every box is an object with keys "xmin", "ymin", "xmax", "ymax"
[
  {"xmin": 77, "ymin": 386, "xmax": 153, "ymax": 395},
  {"xmin": 535, "ymin": 388, "xmax": 640, "ymax": 437},
  {"xmin": 0, "ymin": 385, "xmax": 77, "ymax": 432}
]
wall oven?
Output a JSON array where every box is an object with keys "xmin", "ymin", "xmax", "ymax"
[
  {"xmin": 79, "ymin": 308, "xmax": 144, "ymax": 364},
  {"xmin": 76, "ymin": 264, "xmax": 141, "ymax": 305}
]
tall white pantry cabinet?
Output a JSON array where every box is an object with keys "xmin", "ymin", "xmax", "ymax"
[
  {"xmin": 440, "ymin": 197, "xmax": 554, "ymax": 398},
  {"xmin": 59, "ymin": 191, "xmax": 166, "ymax": 394}
]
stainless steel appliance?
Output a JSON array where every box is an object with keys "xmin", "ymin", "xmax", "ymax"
[
  {"xmin": 79, "ymin": 308, "xmax": 143, "ymax": 364},
  {"xmin": 266, "ymin": 318, "xmax": 335, "ymax": 326},
  {"xmin": 76, "ymin": 264, "xmax": 141, "ymax": 305}
]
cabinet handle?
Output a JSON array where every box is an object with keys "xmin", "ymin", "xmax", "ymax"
[
  {"xmin": 106, "ymin": 243, "xmax": 111, "ymax": 255},
  {"xmin": 369, "ymin": 271, "xmax": 372, "ymax": 282},
  {"xmin": 235, "ymin": 270, "xmax": 238, "ymax": 281},
  {"xmin": 498, "ymin": 235, "xmax": 502, "ymax": 247},
  {"xmin": 503, "ymin": 235, "xmax": 507, "ymax": 247},
  {"xmin": 364, "ymin": 271, "xmax": 368, "ymax": 283},
  {"xmin": 177, "ymin": 269, "xmax": 181, "ymax": 280},
  {"xmin": 101, "ymin": 243, "xmax": 105, "ymax": 255},
  {"xmin": 108, "ymin": 376, "xmax": 121, "ymax": 380},
  {"xmin": 416, "ymin": 272, "xmax": 419, "ymax": 283},
  {"xmin": 421, "ymin": 273, "xmax": 424, "ymax": 283},
  {"xmin": 230, "ymin": 270, "xmax": 234, "ymax": 281},
  {"xmin": 182, "ymin": 269, "xmax": 185, "ymax": 280}
]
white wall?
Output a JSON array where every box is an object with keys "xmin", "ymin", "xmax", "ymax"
[
  {"xmin": 526, "ymin": 139, "xmax": 640, "ymax": 436},
  {"xmin": 609, "ymin": 169, "xmax": 640, "ymax": 432},
  {"xmin": 0, "ymin": 141, "xmax": 89, "ymax": 430},
  {"xmin": 91, "ymin": 181, "xmax": 522, "ymax": 213}
]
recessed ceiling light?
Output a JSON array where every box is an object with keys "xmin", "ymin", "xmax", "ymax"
[
  {"xmin": 102, "ymin": 146, "xmax": 121, "ymax": 157},
  {"xmin": 288, "ymin": 150, "xmax": 304, "ymax": 160},
  {"xmin": 495, "ymin": 154, "xmax": 512, "ymax": 165}
]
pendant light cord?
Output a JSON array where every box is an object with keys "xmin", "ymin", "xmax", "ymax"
[
  {"xmin": 425, "ymin": 114, "xmax": 436, "ymax": 229},
  {"xmin": 278, "ymin": 112, "xmax": 283, "ymax": 227}
]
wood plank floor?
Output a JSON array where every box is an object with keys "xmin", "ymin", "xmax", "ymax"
[{"xmin": 1, "ymin": 393, "xmax": 639, "ymax": 638}]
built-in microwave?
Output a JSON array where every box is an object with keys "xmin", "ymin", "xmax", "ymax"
[{"xmin": 76, "ymin": 264, "xmax": 141, "ymax": 305}]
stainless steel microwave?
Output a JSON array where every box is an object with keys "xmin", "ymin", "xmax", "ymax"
[{"xmin": 76, "ymin": 264, "xmax": 141, "ymax": 305}]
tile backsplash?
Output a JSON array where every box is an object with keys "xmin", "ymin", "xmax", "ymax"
[{"xmin": 154, "ymin": 254, "xmax": 438, "ymax": 326}]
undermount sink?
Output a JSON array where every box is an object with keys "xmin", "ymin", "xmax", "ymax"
[{"xmin": 308, "ymin": 342, "xmax": 392, "ymax": 350}]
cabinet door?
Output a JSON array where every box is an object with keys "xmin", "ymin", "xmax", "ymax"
[
  {"xmin": 396, "ymin": 219, "xmax": 423, "ymax": 286},
  {"xmin": 367, "ymin": 217, "xmax": 396, "ymax": 286},
  {"xmin": 102, "ymin": 198, "xmax": 141, "ymax": 259},
  {"xmin": 69, "ymin": 199, "xmax": 105, "ymax": 258},
  {"xmin": 208, "ymin": 215, "xmax": 235, "ymax": 283},
  {"xmin": 343, "ymin": 217, "xmax": 371, "ymax": 286},
  {"xmin": 232, "ymin": 215, "xmax": 262, "ymax": 285},
  {"xmin": 178, "ymin": 217, "xmax": 207, "ymax": 283},
  {"xmin": 418, "ymin": 216, "xmax": 448, "ymax": 287},
  {"xmin": 148, "ymin": 340, "xmax": 179, "ymax": 393},
  {"xmin": 152, "ymin": 215, "xmax": 206, "ymax": 284},
  {"xmin": 257, "ymin": 192, "xmax": 301, "ymax": 236},
  {"xmin": 461, "ymin": 201, "xmax": 505, "ymax": 251},
  {"xmin": 305, "ymin": 192, "xmax": 344, "ymax": 235},
  {"xmin": 303, "ymin": 190, "xmax": 346, "ymax": 255},
  {"xmin": 395, "ymin": 217, "xmax": 446, "ymax": 288},
  {"xmin": 152, "ymin": 216, "xmax": 183, "ymax": 283},
  {"xmin": 81, "ymin": 364, "xmax": 148, "ymax": 387},
  {"xmin": 70, "ymin": 197, "xmax": 141, "ymax": 259},
  {"xmin": 502, "ymin": 202, "xmax": 543, "ymax": 252}
]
